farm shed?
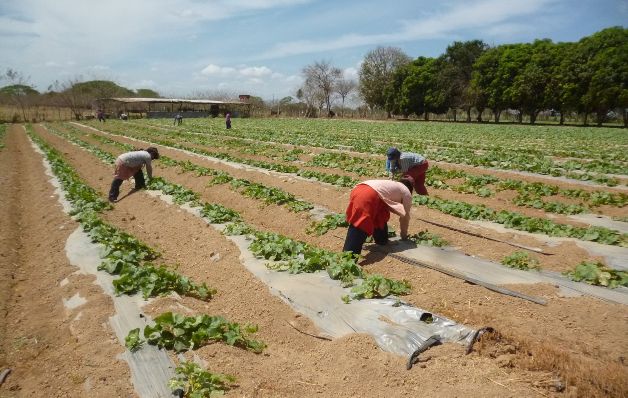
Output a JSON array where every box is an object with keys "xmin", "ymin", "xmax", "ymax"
[{"xmin": 96, "ymin": 97, "xmax": 251, "ymax": 119}]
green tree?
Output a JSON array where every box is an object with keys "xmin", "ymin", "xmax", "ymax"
[
  {"xmin": 509, "ymin": 40, "xmax": 556, "ymax": 124},
  {"xmin": 580, "ymin": 27, "xmax": 628, "ymax": 125},
  {"xmin": 359, "ymin": 46, "xmax": 411, "ymax": 116},
  {"xmin": 439, "ymin": 40, "xmax": 488, "ymax": 121},
  {"xmin": 472, "ymin": 44, "xmax": 532, "ymax": 123},
  {"xmin": 471, "ymin": 46, "xmax": 506, "ymax": 122},
  {"xmin": 385, "ymin": 57, "xmax": 445, "ymax": 120}
]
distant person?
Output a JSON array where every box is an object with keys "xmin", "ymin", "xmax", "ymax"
[
  {"xmin": 343, "ymin": 178, "xmax": 414, "ymax": 256},
  {"xmin": 174, "ymin": 113, "xmax": 183, "ymax": 126},
  {"xmin": 108, "ymin": 147, "xmax": 160, "ymax": 203},
  {"xmin": 97, "ymin": 110, "xmax": 106, "ymax": 123},
  {"xmin": 225, "ymin": 112, "xmax": 232, "ymax": 129},
  {"xmin": 386, "ymin": 147, "xmax": 429, "ymax": 196}
]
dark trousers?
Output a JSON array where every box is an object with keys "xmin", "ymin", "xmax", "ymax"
[
  {"xmin": 342, "ymin": 224, "xmax": 388, "ymax": 256},
  {"xmin": 108, "ymin": 170, "xmax": 145, "ymax": 201}
]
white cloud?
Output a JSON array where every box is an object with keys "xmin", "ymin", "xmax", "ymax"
[
  {"xmin": 259, "ymin": 0, "xmax": 553, "ymax": 59},
  {"xmin": 201, "ymin": 63, "xmax": 275, "ymax": 78},
  {"xmin": 0, "ymin": 0, "xmax": 311, "ymax": 86},
  {"xmin": 240, "ymin": 66, "xmax": 272, "ymax": 77},
  {"xmin": 201, "ymin": 64, "xmax": 237, "ymax": 76}
]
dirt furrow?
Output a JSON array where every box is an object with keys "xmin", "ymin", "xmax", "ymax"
[{"xmin": 0, "ymin": 125, "xmax": 133, "ymax": 397}]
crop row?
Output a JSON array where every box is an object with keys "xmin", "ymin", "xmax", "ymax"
[
  {"xmin": 143, "ymin": 118, "xmax": 627, "ymax": 164},
  {"xmin": 305, "ymin": 151, "xmax": 627, "ymax": 211},
  {"xmin": 136, "ymin": 118, "xmax": 627, "ymax": 185},
  {"xmin": 27, "ymin": 125, "xmax": 214, "ymax": 299},
  {"xmin": 28, "ymin": 124, "xmax": 275, "ymax": 396},
  {"xmin": 413, "ymin": 195, "xmax": 627, "ymax": 247},
  {"xmin": 43, "ymin": 123, "xmax": 414, "ymax": 302},
  {"xmin": 56, "ymin": 123, "xmax": 628, "ymax": 289},
  {"xmin": 69, "ymin": 122, "xmax": 628, "ymax": 246},
  {"xmin": 81, "ymin": 121, "xmax": 627, "ymax": 212}
]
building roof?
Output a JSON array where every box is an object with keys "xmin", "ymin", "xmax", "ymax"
[{"xmin": 101, "ymin": 97, "xmax": 246, "ymax": 105}]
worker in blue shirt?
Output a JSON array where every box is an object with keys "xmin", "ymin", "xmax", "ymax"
[{"xmin": 386, "ymin": 147, "xmax": 429, "ymax": 196}]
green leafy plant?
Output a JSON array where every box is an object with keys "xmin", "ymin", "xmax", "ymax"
[
  {"xmin": 168, "ymin": 362, "xmax": 236, "ymax": 398},
  {"xmin": 222, "ymin": 222, "xmax": 254, "ymax": 236},
  {"xmin": 407, "ymin": 230, "xmax": 448, "ymax": 247},
  {"xmin": 111, "ymin": 264, "xmax": 215, "ymax": 299},
  {"xmin": 501, "ymin": 251, "xmax": 540, "ymax": 270},
  {"xmin": 350, "ymin": 275, "xmax": 411, "ymax": 300},
  {"xmin": 125, "ymin": 328, "xmax": 144, "ymax": 352},
  {"xmin": 566, "ymin": 261, "xmax": 628, "ymax": 288},
  {"xmin": 306, "ymin": 213, "xmax": 349, "ymax": 235},
  {"xmin": 200, "ymin": 203, "xmax": 242, "ymax": 223},
  {"xmin": 136, "ymin": 312, "xmax": 266, "ymax": 353}
]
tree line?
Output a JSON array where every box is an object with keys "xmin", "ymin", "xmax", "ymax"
[
  {"xmin": 300, "ymin": 26, "xmax": 627, "ymax": 126},
  {"xmin": 2, "ymin": 26, "xmax": 625, "ymax": 125},
  {"xmin": 0, "ymin": 73, "xmax": 160, "ymax": 122}
]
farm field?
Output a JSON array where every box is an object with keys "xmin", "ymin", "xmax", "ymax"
[{"xmin": 1, "ymin": 118, "xmax": 627, "ymax": 398}]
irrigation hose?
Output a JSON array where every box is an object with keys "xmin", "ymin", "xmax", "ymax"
[
  {"xmin": 465, "ymin": 326, "xmax": 495, "ymax": 355},
  {"xmin": 389, "ymin": 253, "xmax": 548, "ymax": 305},
  {"xmin": 416, "ymin": 217, "xmax": 551, "ymax": 255},
  {"xmin": 407, "ymin": 336, "xmax": 441, "ymax": 370}
]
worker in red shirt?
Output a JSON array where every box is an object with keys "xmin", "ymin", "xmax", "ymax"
[{"xmin": 343, "ymin": 178, "xmax": 414, "ymax": 256}]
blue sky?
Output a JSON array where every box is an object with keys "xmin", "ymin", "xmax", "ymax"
[{"xmin": 0, "ymin": 0, "xmax": 626, "ymax": 101}]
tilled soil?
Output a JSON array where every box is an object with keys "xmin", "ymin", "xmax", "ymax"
[
  {"xmin": 0, "ymin": 125, "xmax": 133, "ymax": 397},
  {"xmin": 1, "ymin": 123, "xmax": 626, "ymax": 397}
]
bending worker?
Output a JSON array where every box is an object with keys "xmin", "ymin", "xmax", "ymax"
[
  {"xmin": 343, "ymin": 178, "xmax": 414, "ymax": 256},
  {"xmin": 386, "ymin": 147, "xmax": 429, "ymax": 196},
  {"xmin": 108, "ymin": 147, "xmax": 160, "ymax": 203}
]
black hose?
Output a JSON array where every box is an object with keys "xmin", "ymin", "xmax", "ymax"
[
  {"xmin": 465, "ymin": 326, "xmax": 495, "ymax": 355},
  {"xmin": 406, "ymin": 336, "xmax": 441, "ymax": 370}
]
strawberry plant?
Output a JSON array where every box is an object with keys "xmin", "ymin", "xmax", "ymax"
[
  {"xmin": 200, "ymin": 203, "xmax": 242, "ymax": 223},
  {"xmin": 249, "ymin": 231, "xmax": 306, "ymax": 261},
  {"xmin": 111, "ymin": 264, "xmax": 215, "ymax": 299},
  {"xmin": 0, "ymin": 124, "xmax": 6, "ymax": 150}
]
